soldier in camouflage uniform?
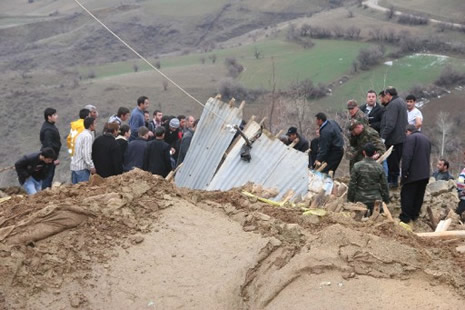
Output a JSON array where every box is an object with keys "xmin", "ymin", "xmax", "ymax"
[
  {"xmin": 348, "ymin": 120, "xmax": 386, "ymax": 171},
  {"xmin": 348, "ymin": 143, "xmax": 389, "ymax": 213},
  {"xmin": 345, "ymin": 99, "xmax": 368, "ymax": 138}
]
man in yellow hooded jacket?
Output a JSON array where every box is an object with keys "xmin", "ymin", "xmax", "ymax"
[{"xmin": 67, "ymin": 108, "xmax": 90, "ymax": 156}]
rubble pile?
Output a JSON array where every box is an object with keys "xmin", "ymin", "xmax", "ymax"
[{"xmin": 1, "ymin": 170, "xmax": 465, "ymax": 309}]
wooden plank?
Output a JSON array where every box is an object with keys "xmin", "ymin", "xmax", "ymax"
[{"xmin": 416, "ymin": 231, "xmax": 465, "ymax": 239}]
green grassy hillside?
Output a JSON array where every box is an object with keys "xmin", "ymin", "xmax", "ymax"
[
  {"xmin": 78, "ymin": 39, "xmax": 372, "ymax": 90},
  {"xmin": 316, "ymin": 53, "xmax": 465, "ymax": 109}
]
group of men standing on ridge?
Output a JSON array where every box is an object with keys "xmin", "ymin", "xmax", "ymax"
[
  {"xmin": 284, "ymin": 86, "xmax": 462, "ymax": 225},
  {"xmin": 13, "ymin": 88, "xmax": 464, "ymax": 226},
  {"xmin": 15, "ymin": 97, "xmax": 198, "ymax": 195}
]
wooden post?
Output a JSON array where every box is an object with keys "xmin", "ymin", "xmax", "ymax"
[
  {"xmin": 165, "ymin": 163, "xmax": 183, "ymax": 182},
  {"xmin": 228, "ymin": 98, "xmax": 236, "ymax": 108},
  {"xmin": 382, "ymin": 202, "xmax": 394, "ymax": 222}
]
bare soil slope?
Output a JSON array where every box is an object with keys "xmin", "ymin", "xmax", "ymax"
[{"xmin": 1, "ymin": 170, "xmax": 464, "ymax": 309}]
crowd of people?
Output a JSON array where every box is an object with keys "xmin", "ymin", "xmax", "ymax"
[
  {"xmin": 15, "ymin": 96, "xmax": 198, "ymax": 194},
  {"xmin": 283, "ymin": 87, "xmax": 463, "ymax": 225},
  {"xmin": 14, "ymin": 89, "xmax": 464, "ymax": 226}
]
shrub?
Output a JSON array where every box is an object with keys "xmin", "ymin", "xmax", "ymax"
[
  {"xmin": 434, "ymin": 66, "xmax": 465, "ymax": 87},
  {"xmin": 356, "ymin": 46, "xmax": 384, "ymax": 70},
  {"xmin": 397, "ymin": 14, "xmax": 429, "ymax": 25},
  {"xmin": 224, "ymin": 57, "xmax": 244, "ymax": 78},
  {"xmin": 217, "ymin": 78, "xmax": 249, "ymax": 102}
]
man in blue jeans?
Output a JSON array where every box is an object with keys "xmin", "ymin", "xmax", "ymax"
[
  {"xmin": 15, "ymin": 148, "xmax": 56, "ymax": 195},
  {"xmin": 70, "ymin": 117, "xmax": 96, "ymax": 184}
]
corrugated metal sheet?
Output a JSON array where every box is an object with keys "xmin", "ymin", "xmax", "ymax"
[
  {"xmin": 175, "ymin": 97, "xmax": 243, "ymax": 189},
  {"xmin": 207, "ymin": 121, "xmax": 309, "ymax": 201}
]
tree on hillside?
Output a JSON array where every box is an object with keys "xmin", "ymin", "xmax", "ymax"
[
  {"xmin": 386, "ymin": 6, "xmax": 395, "ymax": 20},
  {"xmin": 345, "ymin": 26, "xmax": 361, "ymax": 40},
  {"xmin": 254, "ymin": 47, "xmax": 262, "ymax": 59},
  {"xmin": 225, "ymin": 57, "xmax": 244, "ymax": 78},
  {"xmin": 356, "ymin": 45, "xmax": 384, "ymax": 70},
  {"xmin": 209, "ymin": 54, "xmax": 217, "ymax": 64},
  {"xmin": 436, "ymin": 111, "xmax": 452, "ymax": 156}
]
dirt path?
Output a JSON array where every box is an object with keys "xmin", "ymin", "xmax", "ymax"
[
  {"xmin": 363, "ymin": 0, "xmax": 464, "ymax": 28},
  {"xmin": 23, "ymin": 201, "xmax": 270, "ymax": 309}
]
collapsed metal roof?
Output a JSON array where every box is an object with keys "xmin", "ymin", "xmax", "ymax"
[
  {"xmin": 175, "ymin": 97, "xmax": 243, "ymax": 189},
  {"xmin": 207, "ymin": 121, "xmax": 309, "ymax": 201},
  {"xmin": 175, "ymin": 97, "xmax": 309, "ymax": 201}
]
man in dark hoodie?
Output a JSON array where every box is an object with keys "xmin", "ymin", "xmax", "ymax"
[
  {"xmin": 123, "ymin": 126, "xmax": 150, "ymax": 171},
  {"xmin": 380, "ymin": 87, "xmax": 408, "ymax": 188},
  {"xmin": 286, "ymin": 126, "xmax": 309, "ymax": 152},
  {"xmin": 15, "ymin": 147, "xmax": 56, "ymax": 195},
  {"xmin": 400, "ymin": 124, "xmax": 431, "ymax": 225},
  {"xmin": 92, "ymin": 122, "xmax": 123, "ymax": 178},
  {"xmin": 143, "ymin": 127, "xmax": 172, "ymax": 178},
  {"xmin": 314, "ymin": 112, "xmax": 344, "ymax": 174},
  {"xmin": 40, "ymin": 108, "xmax": 61, "ymax": 189}
]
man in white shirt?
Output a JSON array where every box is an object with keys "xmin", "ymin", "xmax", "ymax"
[
  {"xmin": 406, "ymin": 94, "xmax": 423, "ymax": 130},
  {"xmin": 70, "ymin": 117, "xmax": 96, "ymax": 184}
]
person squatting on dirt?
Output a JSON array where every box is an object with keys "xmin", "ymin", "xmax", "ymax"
[
  {"xmin": 92, "ymin": 122, "xmax": 123, "ymax": 178},
  {"xmin": 380, "ymin": 87, "xmax": 408, "ymax": 188},
  {"xmin": 348, "ymin": 143, "xmax": 389, "ymax": 214},
  {"xmin": 40, "ymin": 107, "xmax": 62, "ymax": 189},
  {"xmin": 285, "ymin": 126, "xmax": 309, "ymax": 152},
  {"xmin": 399, "ymin": 124, "xmax": 431, "ymax": 225},
  {"xmin": 15, "ymin": 147, "xmax": 57, "ymax": 195},
  {"xmin": 70, "ymin": 117, "xmax": 96, "ymax": 184},
  {"xmin": 314, "ymin": 112, "xmax": 344, "ymax": 174},
  {"xmin": 456, "ymin": 151, "xmax": 465, "ymax": 219}
]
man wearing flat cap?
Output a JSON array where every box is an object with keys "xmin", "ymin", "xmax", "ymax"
[
  {"xmin": 286, "ymin": 126, "xmax": 309, "ymax": 152},
  {"xmin": 346, "ymin": 99, "xmax": 368, "ymax": 138},
  {"xmin": 347, "ymin": 120, "xmax": 385, "ymax": 171}
]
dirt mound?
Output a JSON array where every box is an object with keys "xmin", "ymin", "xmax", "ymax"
[{"xmin": 1, "ymin": 170, "xmax": 465, "ymax": 309}]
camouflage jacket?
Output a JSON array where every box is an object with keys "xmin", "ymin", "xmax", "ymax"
[
  {"xmin": 348, "ymin": 157, "xmax": 389, "ymax": 205},
  {"xmin": 345, "ymin": 110, "xmax": 369, "ymax": 137},
  {"xmin": 348, "ymin": 126, "xmax": 386, "ymax": 167}
]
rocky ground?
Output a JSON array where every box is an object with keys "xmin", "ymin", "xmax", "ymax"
[{"xmin": 0, "ymin": 169, "xmax": 464, "ymax": 309}]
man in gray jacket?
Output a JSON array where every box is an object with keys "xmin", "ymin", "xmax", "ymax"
[{"xmin": 380, "ymin": 87, "xmax": 408, "ymax": 188}]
